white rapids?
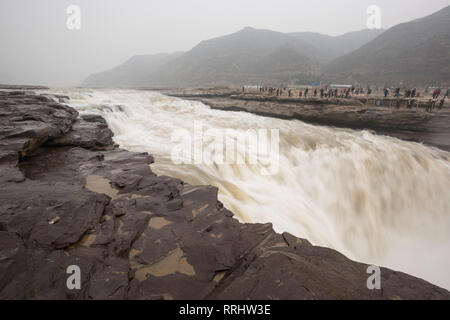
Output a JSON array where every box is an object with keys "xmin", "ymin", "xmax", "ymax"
[{"xmin": 48, "ymin": 88, "xmax": 450, "ymax": 290}]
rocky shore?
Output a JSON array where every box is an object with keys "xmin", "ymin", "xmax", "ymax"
[
  {"xmin": 158, "ymin": 88, "xmax": 450, "ymax": 152},
  {"xmin": 1, "ymin": 90, "xmax": 450, "ymax": 299}
]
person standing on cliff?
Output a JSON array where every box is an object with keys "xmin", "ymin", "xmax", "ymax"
[
  {"xmin": 433, "ymin": 89, "xmax": 441, "ymax": 99},
  {"xmin": 427, "ymin": 99, "xmax": 436, "ymax": 113}
]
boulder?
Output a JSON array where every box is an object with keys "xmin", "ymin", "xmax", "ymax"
[{"xmin": 48, "ymin": 118, "xmax": 114, "ymax": 150}]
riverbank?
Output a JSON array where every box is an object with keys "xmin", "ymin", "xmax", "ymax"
[
  {"xmin": 157, "ymin": 88, "xmax": 450, "ymax": 152},
  {"xmin": 1, "ymin": 88, "xmax": 450, "ymax": 299}
]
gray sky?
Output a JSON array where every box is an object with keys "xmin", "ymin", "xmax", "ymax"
[{"xmin": 0, "ymin": 0, "xmax": 448, "ymax": 86}]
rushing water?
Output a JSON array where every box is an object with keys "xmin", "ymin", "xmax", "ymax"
[{"xmin": 48, "ymin": 88, "xmax": 450, "ymax": 290}]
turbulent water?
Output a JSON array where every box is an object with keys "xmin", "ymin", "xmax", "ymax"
[{"xmin": 48, "ymin": 88, "xmax": 450, "ymax": 290}]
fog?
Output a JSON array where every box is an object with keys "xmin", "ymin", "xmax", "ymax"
[{"xmin": 0, "ymin": 0, "xmax": 448, "ymax": 86}]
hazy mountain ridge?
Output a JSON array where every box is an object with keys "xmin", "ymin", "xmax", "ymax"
[
  {"xmin": 82, "ymin": 6, "xmax": 450, "ymax": 88},
  {"xmin": 325, "ymin": 5, "xmax": 450, "ymax": 86},
  {"xmin": 83, "ymin": 27, "xmax": 383, "ymax": 88},
  {"xmin": 83, "ymin": 52, "xmax": 183, "ymax": 88},
  {"xmin": 289, "ymin": 29, "xmax": 386, "ymax": 63}
]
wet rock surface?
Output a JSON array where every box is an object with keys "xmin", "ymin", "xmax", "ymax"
[
  {"xmin": 1, "ymin": 90, "xmax": 450, "ymax": 299},
  {"xmin": 48, "ymin": 117, "xmax": 115, "ymax": 150}
]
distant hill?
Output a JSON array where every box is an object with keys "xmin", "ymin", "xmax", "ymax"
[
  {"xmin": 289, "ymin": 29, "xmax": 385, "ymax": 64},
  {"xmin": 83, "ymin": 27, "xmax": 383, "ymax": 88},
  {"xmin": 325, "ymin": 6, "xmax": 450, "ymax": 86},
  {"xmin": 83, "ymin": 53, "xmax": 183, "ymax": 88}
]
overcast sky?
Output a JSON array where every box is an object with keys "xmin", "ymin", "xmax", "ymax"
[{"xmin": 0, "ymin": 0, "xmax": 448, "ymax": 86}]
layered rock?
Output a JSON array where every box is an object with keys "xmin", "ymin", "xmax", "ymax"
[
  {"xmin": 1, "ymin": 90, "xmax": 449, "ymax": 300},
  {"xmin": 0, "ymin": 84, "xmax": 49, "ymax": 90}
]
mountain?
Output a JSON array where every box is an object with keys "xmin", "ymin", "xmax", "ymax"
[
  {"xmin": 83, "ymin": 27, "xmax": 383, "ymax": 88},
  {"xmin": 154, "ymin": 27, "xmax": 318, "ymax": 87},
  {"xmin": 325, "ymin": 6, "xmax": 450, "ymax": 86},
  {"xmin": 289, "ymin": 29, "xmax": 385, "ymax": 64},
  {"xmin": 83, "ymin": 52, "xmax": 183, "ymax": 88}
]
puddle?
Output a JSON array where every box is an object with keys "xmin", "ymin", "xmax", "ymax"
[
  {"xmin": 86, "ymin": 175, "xmax": 119, "ymax": 199},
  {"xmin": 134, "ymin": 247, "xmax": 196, "ymax": 281},
  {"xmin": 148, "ymin": 217, "xmax": 172, "ymax": 230}
]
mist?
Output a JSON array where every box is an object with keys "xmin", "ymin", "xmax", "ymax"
[{"xmin": 0, "ymin": 0, "xmax": 449, "ymax": 86}]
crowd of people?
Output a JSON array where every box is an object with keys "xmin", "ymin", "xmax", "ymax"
[
  {"xmin": 256, "ymin": 86, "xmax": 373, "ymax": 98},
  {"xmin": 242, "ymin": 85, "xmax": 450, "ymax": 113}
]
